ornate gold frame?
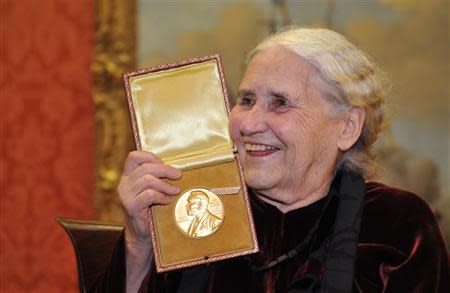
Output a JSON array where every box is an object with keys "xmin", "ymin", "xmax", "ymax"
[{"xmin": 93, "ymin": 0, "xmax": 136, "ymax": 222}]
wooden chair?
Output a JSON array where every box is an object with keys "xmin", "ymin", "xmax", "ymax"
[{"xmin": 57, "ymin": 218, "xmax": 123, "ymax": 293}]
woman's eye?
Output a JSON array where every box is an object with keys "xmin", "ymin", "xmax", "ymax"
[
  {"xmin": 274, "ymin": 98, "xmax": 289, "ymax": 108},
  {"xmin": 238, "ymin": 96, "xmax": 254, "ymax": 106}
]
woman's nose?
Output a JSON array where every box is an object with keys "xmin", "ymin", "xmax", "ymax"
[{"xmin": 240, "ymin": 106, "xmax": 268, "ymax": 135}]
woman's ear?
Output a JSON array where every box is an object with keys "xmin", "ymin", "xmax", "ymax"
[{"xmin": 338, "ymin": 107, "xmax": 366, "ymax": 151}]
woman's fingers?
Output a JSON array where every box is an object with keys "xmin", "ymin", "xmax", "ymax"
[
  {"xmin": 123, "ymin": 189, "xmax": 172, "ymax": 215},
  {"xmin": 136, "ymin": 189, "xmax": 172, "ymax": 208},
  {"xmin": 118, "ymin": 151, "xmax": 182, "ymax": 241},
  {"xmin": 128, "ymin": 162, "xmax": 182, "ymax": 184},
  {"xmin": 130, "ymin": 174, "xmax": 180, "ymax": 198},
  {"xmin": 123, "ymin": 151, "xmax": 163, "ymax": 175}
]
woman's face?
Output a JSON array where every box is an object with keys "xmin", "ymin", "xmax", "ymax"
[{"xmin": 230, "ymin": 47, "xmax": 346, "ymax": 208}]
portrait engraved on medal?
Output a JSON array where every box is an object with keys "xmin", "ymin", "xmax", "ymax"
[{"xmin": 174, "ymin": 188, "xmax": 224, "ymax": 238}]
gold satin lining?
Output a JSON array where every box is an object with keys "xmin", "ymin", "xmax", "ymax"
[{"xmin": 129, "ymin": 60, "xmax": 234, "ymax": 170}]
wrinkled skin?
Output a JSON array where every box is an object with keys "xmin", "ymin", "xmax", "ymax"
[{"xmin": 230, "ymin": 47, "xmax": 357, "ymax": 212}]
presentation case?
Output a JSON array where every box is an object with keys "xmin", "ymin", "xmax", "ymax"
[{"xmin": 123, "ymin": 55, "xmax": 258, "ymax": 272}]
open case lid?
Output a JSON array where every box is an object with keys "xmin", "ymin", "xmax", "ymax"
[{"xmin": 124, "ymin": 55, "xmax": 235, "ymax": 170}]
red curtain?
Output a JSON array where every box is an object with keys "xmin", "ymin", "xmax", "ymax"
[{"xmin": 1, "ymin": 1, "xmax": 95, "ymax": 292}]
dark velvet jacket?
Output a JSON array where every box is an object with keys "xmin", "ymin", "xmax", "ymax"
[{"xmin": 92, "ymin": 182, "xmax": 450, "ymax": 292}]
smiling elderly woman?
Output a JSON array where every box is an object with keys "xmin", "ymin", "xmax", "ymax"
[{"xmin": 93, "ymin": 28, "xmax": 449, "ymax": 293}]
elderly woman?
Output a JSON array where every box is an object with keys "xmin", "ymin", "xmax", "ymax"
[{"xmin": 95, "ymin": 28, "xmax": 449, "ymax": 292}]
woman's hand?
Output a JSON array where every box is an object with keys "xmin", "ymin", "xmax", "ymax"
[
  {"xmin": 119, "ymin": 150, "xmax": 181, "ymax": 244},
  {"xmin": 118, "ymin": 151, "xmax": 181, "ymax": 292}
]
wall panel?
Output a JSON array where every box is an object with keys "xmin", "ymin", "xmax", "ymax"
[{"xmin": 1, "ymin": 1, "xmax": 95, "ymax": 292}]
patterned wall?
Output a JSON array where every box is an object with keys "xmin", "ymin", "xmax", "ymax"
[{"xmin": 0, "ymin": 1, "xmax": 95, "ymax": 292}]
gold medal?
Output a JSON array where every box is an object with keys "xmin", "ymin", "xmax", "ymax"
[{"xmin": 174, "ymin": 188, "xmax": 224, "ymax": 238}]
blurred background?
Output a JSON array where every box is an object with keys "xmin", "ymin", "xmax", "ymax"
[{"xmin": 1, "ymin": 0, "xmax": 448, "ymax": 292}]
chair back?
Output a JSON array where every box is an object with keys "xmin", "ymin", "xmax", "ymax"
[{"xmin": 57, "ymin": 218, "xmax": 123, "ymax": 293}]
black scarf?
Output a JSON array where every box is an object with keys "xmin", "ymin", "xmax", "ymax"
[{"xmin": 289, "ymin": 170, "xmax": 365, "ymax": 293}]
